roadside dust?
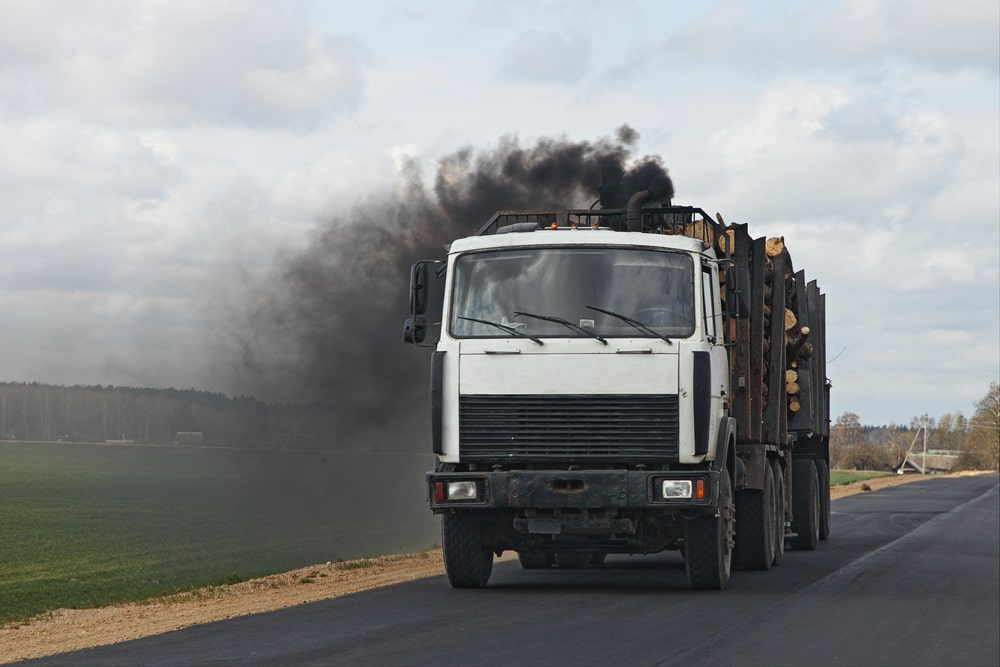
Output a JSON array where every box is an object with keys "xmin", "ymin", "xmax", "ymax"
[{"xmin": 0, "ymin": 472, "xmax": 982, "ymax": 664}]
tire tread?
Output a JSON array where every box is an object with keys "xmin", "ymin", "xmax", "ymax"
[
  {"xmin": 442, "ymin": 512, "xmax": 493, "ymax": 588},
  {"xmin": 790, "ymin": 459, "xmax": 819, "ymax": 551}
]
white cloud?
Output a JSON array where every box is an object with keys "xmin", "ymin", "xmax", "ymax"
[
  {"xmin": 660, "ymin": 0, "xmax": 999, "ymax": 74},
  {"xmin": 708, "ymin": 81, "xmax": 850, "ymax": 160},
  {"xmin": 271, "ymin": 148, "xmax": 398, "ymax": 223},
  {"xmin": 0, "ymin": 1, "xmax": 369, "ymax": 129},
  {"xmin": 816, "ymin": 0, "xmax": 999, "ymax": 73},
  {"xmin": 919, "ymin": 248, "xmax": 977, "ymax": 286},
  {"xmin": 0, "ymin": 120, "xmax": 176, "ymax": 197},
  {"xmin": 499, "ymin": 30, "xmax": 591, "ymax": 84},
  {"xmin": 704, "ymin": 78, "xmax": 968, "ymax": 224}
]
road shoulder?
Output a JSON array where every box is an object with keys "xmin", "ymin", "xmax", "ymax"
[{"xmin": 1, "ymin": 471, "xmax": 990, "ymax": 664}]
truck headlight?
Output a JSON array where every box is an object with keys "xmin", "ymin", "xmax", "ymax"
[
  {"xmin": 447, "ymin": 480, "xmax": 479, "ymax": 501},
  {"xmin": 661, "ymin": 480, "xmax": 693, "ymax": 499}
]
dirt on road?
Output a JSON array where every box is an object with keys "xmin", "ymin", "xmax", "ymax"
[{"xmin": 0, "ymin": 471, "xmax": 982, "ymax": 664}]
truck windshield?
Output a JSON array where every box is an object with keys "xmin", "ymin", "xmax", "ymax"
[{"xmin": 450, "ymin": 247, "xmax": 695, "ymax": 340}]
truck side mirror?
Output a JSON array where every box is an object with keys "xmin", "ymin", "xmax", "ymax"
[
  {"xmin": 409, "ymin": 263, "xmax": 429, "ymax": 315},
  {"xmin": 725, "ymin": 265, "xmax": 751, "ymax": 319},
  {"xmin": 403, "ymin": 316, "xmax": 427, "ymax": 344}
]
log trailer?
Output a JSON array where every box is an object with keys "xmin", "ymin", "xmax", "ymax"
[{"xmin": 403, "ymin": 194, "xmax": 830, "ymax": 590}]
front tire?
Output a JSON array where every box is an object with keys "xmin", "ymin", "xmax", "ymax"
[
  {"xmin": 442, "ymin": 511, "xmax": 493, "ymax": 588},
  {"xmin": 685, "ymin": 467, "xmax": 735, "ymax": 590}
]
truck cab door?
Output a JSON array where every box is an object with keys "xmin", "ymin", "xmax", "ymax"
[{"xmin": 702, "ymin": 262, "xmax": 729, "ymax": 457}]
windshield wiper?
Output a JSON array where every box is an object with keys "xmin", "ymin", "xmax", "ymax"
[
  {"xmin": 457, "ymin": 316, "xmax": 544, "ymax": 345},
  {"xmin": 513, "ymin": 311, "xmax": 608, "ymax": 345},
  {"xmin": 585, "ymin": 305, "xmax": 673, "ymax": 345}
]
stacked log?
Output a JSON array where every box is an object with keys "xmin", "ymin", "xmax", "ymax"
[
  {"xmin": 678, "ymin": 214, "xmax": 730, "ymax": 251},
  {"xmin": 756, "ymin": 238, "xmax": 784, "ymax": 413},
  {"xmin": 679, "ymin": 217, "xmax": 715, "ymax": 245},
  {"xmin": 784, "ymin": 308, "xmax": 797, "ymax": 331},
  {"xmin": 788, "ymin": 326, "xmax": 813, "ymax": 362},
  {"xmin": 717, "ymin": 227, "xmax": 736, "ymax": 256},
  {"xmin": 786, "ymin": 320, "xmax": 811, "ymax": 413},
  {"xmin": 765, "ymin": 236, "xmax": 785, "ymax": 257},
  {"xmin": 765, "ymin": 237, "xmax": 809, "ymax": 416},
  {"xmin": 786, "ymin": 317, "xmax": 800, "ymax": 413}
]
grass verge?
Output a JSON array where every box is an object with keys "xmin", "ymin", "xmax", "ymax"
[
  {"xmin": 0, "ymin": 442, "xmax": 435, "ymax": 625},
  {"xmin": 829, "ymin": 469, "xmax": 895, "ymax": 486}
]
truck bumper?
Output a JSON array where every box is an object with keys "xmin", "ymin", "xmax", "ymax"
[{"xmin": 427, "ymin": 469, "xmax": 720, "ymax": 512}]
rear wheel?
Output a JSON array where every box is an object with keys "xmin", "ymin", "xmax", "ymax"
[
  {"xmin": 736, "ymin": 461, "xmax": 774, "ymax": 570},
  {"xmin": 790, "ymin": 459, "xmax": 820, "ymax": 551},
  {"xmin": 816, "ymin": 458, "xmax": 831, "ymax": 540},
  {"xmin": 685, "ymin": 467, "xmax": 735, "ymax": 590},
  {"xmin": 771, "ymin": 459, "xmax": 785, "ymax": 566},
  {"xmin": 442, "ymin": 511, "xmax": 493, "ymax": 588}
]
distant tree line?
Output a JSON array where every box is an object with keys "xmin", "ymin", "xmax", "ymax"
[
  {"xmin": 830, "ymin": 383, "xmax": 1000, "ymax": 471},
  {"xmin": 0, "ymin": 382, "xmax": 363, "ymax": 449},
  {"xmin": 5, "ymin": 381, "xmax": 997, "ymax": 466}
]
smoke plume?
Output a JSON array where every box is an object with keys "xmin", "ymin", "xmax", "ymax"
[{"xmin": 239, "ymin": 126, "xmax": 673, "ymax": 447}]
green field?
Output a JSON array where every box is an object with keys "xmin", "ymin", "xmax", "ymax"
[
  {"xmin": 0, "ymin": 443, "xmax": 896, "ymax": 625},
  {"xmin": 0, "ymin": 442, "xmax": 437, "ymax": 625},
  {"xmin": 829, "ymin": 469, "xmax": 895, "ymax": 486}
]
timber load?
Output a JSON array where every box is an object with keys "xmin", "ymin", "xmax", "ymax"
[{"xmin": 715, "ymin": 221, "xmax": 829, "ymax": 447}]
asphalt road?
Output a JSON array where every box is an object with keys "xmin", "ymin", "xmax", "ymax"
[{"xmin": 27, "ymin": 474, "xmax": 999, "ymax": 667}]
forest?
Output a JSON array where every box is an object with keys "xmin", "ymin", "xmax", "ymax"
[
  {"xmin": 829, "ymin": 382, "xmax": 999, "ymax": 472},
  {"xmin": 2, "ymin": 381, "xmax": 997, "ymax": 470},
  {"xmin": 0, "ymin": 382, "xmax": 360, "ymax": 449}
]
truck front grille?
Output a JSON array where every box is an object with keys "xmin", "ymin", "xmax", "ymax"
[{"xmin": 459, "ymin": 394, "xmax": 679, "ymax": 462}]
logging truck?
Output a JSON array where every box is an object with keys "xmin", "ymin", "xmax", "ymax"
[{"xmin": 403, "ymin": 196, "xmax": 830, "ymax": 590}]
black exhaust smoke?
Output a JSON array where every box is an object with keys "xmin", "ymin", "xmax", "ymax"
[{"xmin": 238, "ymin": 126, "xmax": 673, "ymax": 448}]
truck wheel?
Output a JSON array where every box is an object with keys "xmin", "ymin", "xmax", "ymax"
[
  {"xmin": 555, "ymin": 552, "xmax": 590, "ymax": 569},
  {"xmin": 518, "ymin": 551, "xmax": 552, "ymax": 569},
  {"xmin": 771, "ymin": 459, "xmax": 785, "ymax": 566},
  {"xmin": 790, "ymin": 459, "xmax": 820, "ymax": 550},
  {"xmin": 736, "ymin": 461, "xmax": 774, "ymax": 570},
  {"xmin": 442, "ymin": 511, "xmax": 493, "ymax": 588},
  {"xmin": 816, "ymin": 458, "xmax": 831, "ymax": 540},
  {"xmin": 685, "ymin": 467, "xmax": 734, "ymax": 590}
]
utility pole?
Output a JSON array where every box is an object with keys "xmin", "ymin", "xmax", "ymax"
[{"xmin": 922, "ymin": 416, "xmax": 928, "ymax": 475}]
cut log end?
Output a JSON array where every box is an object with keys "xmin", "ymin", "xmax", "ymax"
[
  {"xmin": 784, "ymin": 308, "xmax": 797, "ymax": 331},
  {"xmin": 765, "ymin": 236, "xmax": 785, "ymax": 257},
  {"xmin": 717, "ymin": 228, "xmax": 735, "ymax": 254}
]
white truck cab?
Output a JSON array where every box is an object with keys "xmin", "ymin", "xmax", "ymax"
[{"xmin": 434, "ymin": 228, "xmax": 728, "ymax": 467}]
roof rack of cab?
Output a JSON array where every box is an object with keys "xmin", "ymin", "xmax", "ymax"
[{"xmin": 475, "ymin": 206, "xmax": 729, "ymax": 252}]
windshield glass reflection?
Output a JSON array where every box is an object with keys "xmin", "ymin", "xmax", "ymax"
[{"xmin": 450, "ymin": 247, "xmax": 695, "ymax": 339}]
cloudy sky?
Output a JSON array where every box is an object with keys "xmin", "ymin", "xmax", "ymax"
[{"xmin": 1, "ymin": 0, "xmax": 997, "ymax": 426}]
